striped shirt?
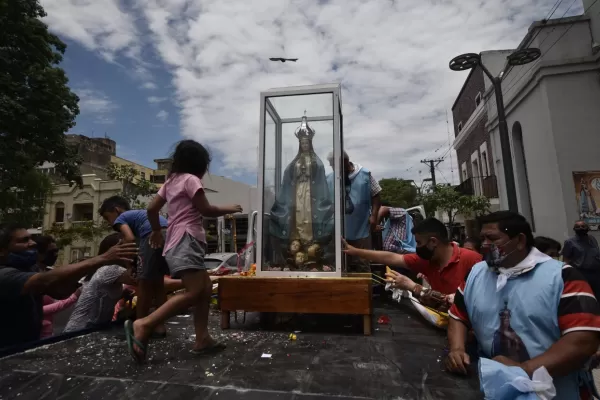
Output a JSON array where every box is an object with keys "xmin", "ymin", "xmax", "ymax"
[{"xmin": 450, "ymin": 261, "xmax": 600, "ymax": 335}]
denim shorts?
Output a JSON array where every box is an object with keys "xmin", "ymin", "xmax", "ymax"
[{"xmin": 164, "ymin": 233, "xmax": 207, "ymax": 278}]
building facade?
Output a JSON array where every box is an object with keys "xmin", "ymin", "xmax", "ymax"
[
  {"xmin": 465, "ymin": 10, "xmax": 600, "ymax": 241},
  {"xmin": 451, "ymin": 51, "xmax": 510, "ymax": 236},
  {"xmin": 44, "ymin": 174, "xmax": 122, "ymax": 264}
]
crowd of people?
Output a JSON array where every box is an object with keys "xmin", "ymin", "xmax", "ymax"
[
  {"xmin": 2, "ymin": 139, "xmax": 600, "ymax": 398},
  {"xmin": 0, "ymin": 140, "xmax": 242, "ymax": 363},
  {"xmin": 345, "ymin": 213, "xmax": 600, "ymax": 399}
]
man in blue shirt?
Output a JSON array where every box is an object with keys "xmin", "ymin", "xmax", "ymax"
[
  {"xmin": 100, "ymin": 196, "xmax": 169, "ymax": 338},
  {"xmin": 327, "ymin": 152, "xmax": 381, "ymax": 272}
]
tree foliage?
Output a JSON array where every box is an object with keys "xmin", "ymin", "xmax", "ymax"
[
  {"xmin": 0, "ymin": 170, "xmax": 53, "ymax": 226},
  {"xmin": 419, "ymin": 184, "xmax": 491, "ymax": 229},
  {"xmin": 0, "ymin": 0, "xmax": 82, "ymax": 225},
  {"xmin": 45, "ymin": 220, "xmax": 111, "ymax": 248},
  {"xmin": 378, "ymin": 178, "xmax": 419, "ymax": 208},
  {"xmin": 107, "ymin": 163, "xmax": 158, "ymax": 209}
]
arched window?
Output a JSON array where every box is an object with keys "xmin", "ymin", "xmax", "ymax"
[
  {"xmin": 512, "ymin": 122, "xmax": 535, "ymax": 230},
  {"xmin": 55, "ymin": 202, "xmax": 65, "ymax": 223}
]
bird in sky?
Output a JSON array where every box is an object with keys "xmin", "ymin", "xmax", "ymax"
[{"xmin": 269, "ymin": 58, "xmax": 298, "ymax": 62}]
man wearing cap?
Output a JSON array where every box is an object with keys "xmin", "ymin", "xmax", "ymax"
[{"xmin": 327, "ymin": 151, "xmax": 381, "ymax": 272}]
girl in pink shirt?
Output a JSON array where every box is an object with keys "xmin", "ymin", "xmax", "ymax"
[
  {"xmin": 41, "ymin": 289, "xmax": 81, "ymax": 338},
  {"xmin": 124, "ymin": 140, "xmax": 242, "ymax": 363}
]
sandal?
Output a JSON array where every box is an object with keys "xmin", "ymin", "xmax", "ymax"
[
  {"xmin": 124, "ymin": 320, "xmax": 147, "ymax": 364},
  {"xmin": 191, "ymin": 341, "xmax": 227, "ymax": 356}
]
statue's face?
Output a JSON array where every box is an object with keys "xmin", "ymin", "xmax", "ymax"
[
  {"xmin": 300, "ymin": 139, "xmax": 310, "ymax": 152},
  {"xmin": 295, "ymin": 252, "xmax": 306, "ymax": 265},
  {"xmin": 290, "ymin": 241, "xmax": 301, "ymax": 253}
]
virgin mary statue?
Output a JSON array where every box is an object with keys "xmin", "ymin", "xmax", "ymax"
[{"xmin": 269, "ymin": 115, "xmax": 334, "ymax": 263}]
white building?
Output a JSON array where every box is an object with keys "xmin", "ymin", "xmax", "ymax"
[{"xmin": 454, "ymin": 5, "xmax": 600, "ymax": 242}]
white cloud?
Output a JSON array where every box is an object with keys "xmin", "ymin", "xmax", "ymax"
[
  {"xmin": 148, "ymin": 96, "xmax": 167, "ymax": 104},
  {"xmin": 75, "ymin": 88, "xmax": 116, "ymax": 124},
  {"xmin": 41, "ymin": 0, "xmax": 581, "ymax": 184},
  {"xmin": 40, "ymin": 0, "xmax": 140, "ymax": 62},
  {"xmin": 156, "ymin": 110, "xmax": 169, "ymax": 121}
]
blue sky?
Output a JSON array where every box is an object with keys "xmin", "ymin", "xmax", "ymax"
[
  {"xmin": 42, "ymin": 0, "xmax": 583, "ymax": 187},
  {"xmin": 60, "ymin": 39, "xmax": 257, "ymax": 185}
]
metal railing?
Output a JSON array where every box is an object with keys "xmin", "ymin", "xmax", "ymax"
[{"xmin": 456, "ymin": 175, "xmax": 499, "ymax": 198}]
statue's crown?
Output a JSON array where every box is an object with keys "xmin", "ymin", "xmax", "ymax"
[{"xmin": 294, "ymin": 114, "xmax": 315, "ymax": 140}]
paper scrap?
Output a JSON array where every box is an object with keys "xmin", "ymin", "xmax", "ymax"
[{"xmin": 261, "ymin": 353, "xmax": 272, "ymax": 358}]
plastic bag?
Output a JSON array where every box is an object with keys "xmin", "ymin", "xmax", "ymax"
[
  {"xmin": 479, "ymin": 358, "xmax": 555, "ymax": 400},
  {"xmin": 407, "ymin": 291, "xmax": 449, "ymax": 329}
]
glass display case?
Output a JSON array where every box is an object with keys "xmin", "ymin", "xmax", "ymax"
[{"xmin": 256, "ymin": 84, "xmax": 344, "ymax": 277}]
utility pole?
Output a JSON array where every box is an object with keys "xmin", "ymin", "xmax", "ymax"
[{"xmin": 421, "ymin": 159, "xmax": 443, "ymax": 191}]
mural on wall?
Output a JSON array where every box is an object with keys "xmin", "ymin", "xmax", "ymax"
[{"xmin": 573, "ymin": 171, "xmax": 600, "ymax": 226}]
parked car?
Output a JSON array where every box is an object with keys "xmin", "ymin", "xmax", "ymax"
[{"xmin": 204, "ymin": 252, "xmax": 239, "ymax": 273}]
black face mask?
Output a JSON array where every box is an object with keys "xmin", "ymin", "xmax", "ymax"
[
  {"xmin": 44, "ymin": 253, "xmax": 58, "ymax": 266},
  {"xmin": 575, "ymin": 228, "xmax": 589, "ymax": 236},
  {"xmin": 416, "ymin": 243, "xmax": 435, "ymax": 260}
]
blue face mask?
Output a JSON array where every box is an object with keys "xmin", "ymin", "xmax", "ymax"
[{"xmin": 6, "ymin": 250, "xmax": 38, "ymax": 269}]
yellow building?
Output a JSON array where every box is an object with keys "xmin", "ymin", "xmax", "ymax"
[
  {"xmin": 43, "ymin": 174, "xmax": 123, "ymax": 264},
  {"xmin": 110, "ymin": 155, "xmax": 156, "ymax": 185}
]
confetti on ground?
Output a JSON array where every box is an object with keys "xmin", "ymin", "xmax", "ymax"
[{"xmin": 261, "ymin": 353, "xmax": 272, "ymax": 358}]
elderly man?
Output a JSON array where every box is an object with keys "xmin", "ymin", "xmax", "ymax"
[{"xmin": 327, "ymin": 151, "xmax": 381, "ymax": 272}]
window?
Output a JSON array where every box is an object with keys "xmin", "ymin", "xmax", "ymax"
[
  {"xmin": 481, "ymin": 151, "xmax": 489, "ymax": 176},
  {"xmin": 475, "ymin": 92, "xmax": 482, "ymax": 107},
  {"xmin": 152, "ymin": 175, "xmax": 166, "ymax": 184},
  {"xmin": 55, "ymin": 202, "xmax": 65, "ymax": 223},
  {"xmin": 70, "ymin": 247, "xmax": 91, "ymax": 262},
  {"xmin": 227, "ymin": 255, "xmax": 239, "ymax": 267},
  {"xmin": 141, "ymin": 171, "xmax": 146, "ymax": 179},
  {"xmin": 72, "ymin": 203, "xmax": 94, "ymax": 221},
  {"xmin": 458, "ymin": 122, "xmax": 463, "ymax": 132}
]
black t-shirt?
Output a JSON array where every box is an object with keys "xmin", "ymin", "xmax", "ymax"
[{"xmin": 0, "ymin": 266, "xmax": 42, "ymax": 349}]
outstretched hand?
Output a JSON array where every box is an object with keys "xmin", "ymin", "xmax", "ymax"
[
  {"xmin": 341, "ymin": 238, "xmax": 358, "ymax": 256},
  {"xmin": 101, "ymin": 241, "xmax": 138, "ymax": 263}
]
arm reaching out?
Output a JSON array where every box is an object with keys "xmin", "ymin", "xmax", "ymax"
[
  {"xmin": 191, "ymin": 189, "xmax": 242, "ymax": 217},
  {"xmin": 43, "ymin": 289, "xmax": 81, "ymax": 316},
  {"xmin": 342, "ymin": 238, "xmax": 406, "ymax": 267},
  {"xmin": 22, "ymin": 242, "xmax": 138, "ymax": 298}
]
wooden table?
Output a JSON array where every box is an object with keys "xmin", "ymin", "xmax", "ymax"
[{"xmin": 218, "ymin": 275, "xmax": 373, "ymax": 335}]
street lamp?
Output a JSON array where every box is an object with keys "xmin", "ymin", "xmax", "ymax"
[{"xmin": 449, "ymin": 48, "xmax": 541, "ymax": 213}]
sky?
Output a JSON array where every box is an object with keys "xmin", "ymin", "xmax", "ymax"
[{"xmin": 40, "ymin": 0, "xmax": 583, "ymax": 187}]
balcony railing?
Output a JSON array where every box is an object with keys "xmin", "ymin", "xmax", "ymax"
[{"xmin": 456, "ymin": 175, "xmax": 499, "ymax": 198}]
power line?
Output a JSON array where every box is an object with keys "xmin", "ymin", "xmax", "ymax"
[
  {"xmin": 436, "ymin": 166, "xmax": 450, "ymax": 184},
  {"xmin": 421, "ymin": 158, "xmax": 443, "ymax": 189},
  {"xmin": 408, "ymin": 2, "xmax": 585, "ymax": 178},
  {"xmin": 503, "ymin": 0, "xmax": 597, "ymax": 96}
]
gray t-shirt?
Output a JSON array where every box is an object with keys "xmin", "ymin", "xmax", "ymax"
[{"xmin": 63, "ymin": 265, "xmax": 125, "ymax": 333}]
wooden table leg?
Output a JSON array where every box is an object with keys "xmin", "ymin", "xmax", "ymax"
[
  {"xmin": 363, "ymin": 314, "xmax": 372, "ymax": 336},
  {"xmin": 220, "ymin": 310, "xmax": 231, "ymax": 329}
]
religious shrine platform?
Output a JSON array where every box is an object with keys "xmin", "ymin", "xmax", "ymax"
[
  {"xmin": 218, "ymin": 274, "xmax": 373, "ymax": 335},
  {"xmin": 0, "ymin": 300, "xmax": 481, "ymax": 400}
]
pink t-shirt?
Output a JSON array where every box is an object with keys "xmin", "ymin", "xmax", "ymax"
[{"xmin": 158, "ymin": 173, "xmax": 207, "ymax": 254}]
